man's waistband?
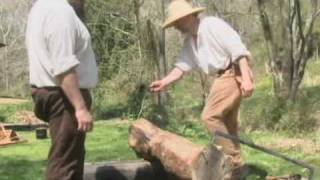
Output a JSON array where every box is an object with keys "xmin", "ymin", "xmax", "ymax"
[
  {"xmin": 217, "ymin": 63, "xmax": 233, "ymax": 76},
  {"xmin": 31, "ymin": 85, "xmax": 89, "ymax": 91},
  {"xmin": 31, "ymin": 85, "xmax": 60, "ymax": 90}
]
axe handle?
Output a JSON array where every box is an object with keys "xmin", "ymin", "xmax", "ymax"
[{"xmin": 214, "ymin": 131, "xmax": 315, "ymax": 180}]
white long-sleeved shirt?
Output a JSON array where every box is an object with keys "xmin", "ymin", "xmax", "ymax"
[
  {"xmin": 26, "ymin": 0, "xmax": 98, "ymax": 88},
  {"xmin": 175, "ymin": 16, "xmax": 251, "ymax": 75}
]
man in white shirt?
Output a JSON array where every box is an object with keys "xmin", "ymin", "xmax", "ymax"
[
  {"xmin": 150, "ymin": 0, "xmax": 254, "ymax": 178},
  {"xmin": 26, "ymin": 0, "xmax": 98, "ymax": 179}
]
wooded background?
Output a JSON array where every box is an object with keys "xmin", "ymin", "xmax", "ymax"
[{"xmin": 0, "ymin": 0, "xmax": 320, "ymax": 133}]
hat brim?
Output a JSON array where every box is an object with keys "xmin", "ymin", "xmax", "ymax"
[
  {"xmin": 0, "ymin": 43, "xmax": 6, "ymax": 48},
  {"xmin": 162, "ymin": 7, "xmax": 206, "ymax": 29}
]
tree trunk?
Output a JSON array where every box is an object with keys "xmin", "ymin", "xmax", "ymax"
[
  {"xmin": 142, "ymin": 0, "xmax": 169, "ymax": 126},
  {"xmin": 129, "ymin": 119, "xmax": 232, "ymax": 180},
  {"xmin": 257, "ymin": 0, "xmax": 319, "ymax": 102},
  {"xmin": 158, "ymin": 0, "xmax": 168, "ymax": 106}
]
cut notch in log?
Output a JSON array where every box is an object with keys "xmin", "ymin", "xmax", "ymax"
[{"xmin": 129, "ymin": 119, "xmax": 232, "ymax": 180}]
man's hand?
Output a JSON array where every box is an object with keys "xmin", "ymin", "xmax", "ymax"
[
  {"xmin": 240, "ymin": 77, "xmax": 254, "ymax": 97},
  {"xmin": 75, "ymin": 107, "xmax": 93, "ymax": 132},
  {"xmin": 238, "ymin": 57, "xmax": 254, "ymax": 97},
  {"xmin": 149, "ymin": 67, "xmax": 185, "ymax": 92},
  {"xmin": 150, "ymin": 80, "xmax": 168, "ymax": 92},
  {"xmin": 58, "ymin": 68, "xmax": 94, "ymax": 132}
]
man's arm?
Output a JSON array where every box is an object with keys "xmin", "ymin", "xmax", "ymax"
[
  {"xmin": 150, "ymin": 67, "xmax": 185, "ymax": 92},
  {"xmin": 238, "ymin": 57, "xmax": 254, "ymax": 97},
  {"xmin": 58, "ymin": 68, "xmax": 93, "ymax": 132}
]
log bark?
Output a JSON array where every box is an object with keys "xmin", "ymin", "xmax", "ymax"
[{"xmin": 129, "ymin": 119, "xmax": 232, "ymax": 180}]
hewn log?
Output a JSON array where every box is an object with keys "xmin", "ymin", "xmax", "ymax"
[{"xmin": 129, "ymin": 119, "xmax": 232, "ymax": 180}]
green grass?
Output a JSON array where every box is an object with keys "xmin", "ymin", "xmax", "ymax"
[
  {"xmin": 242, "ymin": 131, "xmax": 320, "ymax": 179},
  {"xmin": 85, "ymin": 120, "xmax": 137, "ymax": 162},
  {"xmin": 0, "ymin": 120, "xmax": 136, "ymax": 180},
  {"xmin": 0, "ymin": 120, "xmax": 319, "ymax": 180}
]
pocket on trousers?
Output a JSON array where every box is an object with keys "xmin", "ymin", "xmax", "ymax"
[{"xmin": 32, "ymin": 90, "xmax": 50, "ymax": 122}]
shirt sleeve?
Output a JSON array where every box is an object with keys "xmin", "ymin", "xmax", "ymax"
[
  {"xmin": 175, "ymin": 37, "xmax": 197, "ymax": 72},
  {"xmin": 210, "ymin": 18, "xmax": 251, "ymax": 63},
  {"xmin": 45, "ymin": 9, "xmax": 80, "ymax": 77}
]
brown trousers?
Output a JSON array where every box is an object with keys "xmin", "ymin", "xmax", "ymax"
[
  {"xmin": 32, "ymin": 87, "xmax": 92, "ymax": 180},
  {"xmin": 201, "ymin": 68, "xmax": 242, "ymax": 167}
]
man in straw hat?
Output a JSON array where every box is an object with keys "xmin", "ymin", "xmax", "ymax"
[
  {"xmin": 26, "ymin": 0, "xmax": 98, "ymax": 179},
  {"xmin": 150, "ymin": 0, "xmax": 254, "ymax": 178}
]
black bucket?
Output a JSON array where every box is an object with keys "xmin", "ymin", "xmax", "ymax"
[{"xmin": 36, "ymin": 128, "xmax": 48, "ymax": 139}]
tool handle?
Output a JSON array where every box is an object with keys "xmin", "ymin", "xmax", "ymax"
[{"xmin": 214, "ymin": 131, "xmax": 315, "ymax": 180}]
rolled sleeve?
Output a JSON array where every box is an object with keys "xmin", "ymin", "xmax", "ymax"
[
  {"xmin": 175, "ymin": 61, "xmax": 193, "ymax": 72},
  {"xmin": 45, "ymin": 11, "xmax": 80, "ymax": 77},
  {"xmin": 213, "ymin": 18, "xmax": 251, "ymax": 63},
  {"xmin": 52, "ymin": 55, "xmax": 79, "ymax": 76},
  {"xmin": 175, "ymin": 38, "xmax": 196, "ymax": 72}
]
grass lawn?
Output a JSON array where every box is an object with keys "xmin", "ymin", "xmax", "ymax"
[
  {"xmin": 0, "ymin": 120, "xmax": 319, "ymax": 180},
  {"xmin": 0, "ymin": 120, "xmax": 137, "ymax": 180}
]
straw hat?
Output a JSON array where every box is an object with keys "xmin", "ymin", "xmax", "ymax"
[{"xmin": 162, "ymin": 0, "xmax": 205, "ymax": 29}]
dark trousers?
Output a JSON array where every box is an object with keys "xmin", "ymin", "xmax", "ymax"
[{"xmin": 32, "ymin": 87, "xmax": 92, "ymax": 180}]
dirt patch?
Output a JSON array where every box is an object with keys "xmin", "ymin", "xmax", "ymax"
[
  {"xmin": 0, "ymin": 98, "xmax": 28, "ymax": 105},
  {"xmin": 265, "ymin": 137, "xmax": 320, "ymax": 155}
]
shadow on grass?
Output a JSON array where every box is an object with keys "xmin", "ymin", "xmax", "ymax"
[
  {"xmin": 0, "ymin": 115, "xmax": 5, "ymax": 122},
  {"xmin": 87, "ymin": 160, "xmax": 175, "ymax": 180},
  {"xmin": 94, "ymin": 104, "xmax": 128, "ymax": 120},
  {"xmin": 0, "ymin": 155, "xmax": 47, "ymax": 180},
  {"xmin": 242, "ymin": 164, "xmax": 268, "ymax": 180}
]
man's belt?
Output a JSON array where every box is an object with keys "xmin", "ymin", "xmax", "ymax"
[
  {"xmin": 31, "ymin": 85, "xmax": 61, "ymax": 91},
  {"xmin": 217, "ymin": 63, "xmax": 233, "ymax": 75},
  {"xmin": 31, "ymin": 85, "xmax": 89, "ymax": 91}
]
